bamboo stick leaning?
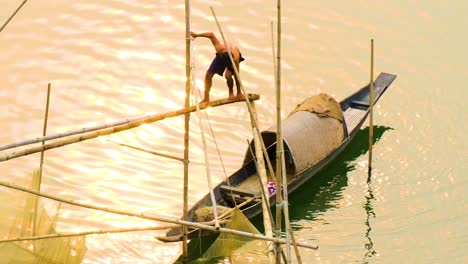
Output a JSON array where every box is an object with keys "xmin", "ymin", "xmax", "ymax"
[
  {"xmin": 209, "ymin": 7, "xmax": 277, "ymax": 182},
  {"xmin": 0, "ymin": 0, "xmax": 29, "ymax": 33},
  {"xmin": 33, "ymin": 83, "xmax": 52, "ymax": 246},
  {"xmin": 192, "ymin": 64, "xmax": 220, "ymax": 229}
]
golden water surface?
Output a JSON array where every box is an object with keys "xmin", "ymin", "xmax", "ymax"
[{"xmin": 0, "ymin": 0, "xmax": 466, "ymax": 263}]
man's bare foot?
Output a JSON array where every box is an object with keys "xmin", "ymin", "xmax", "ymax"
[
  {"xmin": 236, "ymin": 93, "xmax": 246, "ymax": 101},
  {"xmin": 228, "ymin": 93, "xmax": 236, "ymax": 100},
  {"xmin": 201, "ymin": 97, "xmax": 209, "ymax": 103}
]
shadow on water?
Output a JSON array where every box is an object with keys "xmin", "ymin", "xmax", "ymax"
[
  {"xmin": 285, "ymin": 125, "xmax": 391, "ymax": 264},
  {"xmin": 286, "ymin": 126, "xmax": 392, "ymax": 222},
  {"xmin": 181, "ymin": 126, "xmax": 392, "ymax": 263}
]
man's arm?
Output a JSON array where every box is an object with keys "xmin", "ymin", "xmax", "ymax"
[
  {"xmin": 190, "ymin": 31, "xmax": 214, "ymax": 39},
  {"xmin": 190, "ymin": 31, "xmax": 226, "ymax": 53}
]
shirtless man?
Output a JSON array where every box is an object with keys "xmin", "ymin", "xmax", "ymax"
[{"xmin": 190, "ymin": 31, "xmax": 245, "ymax": 102}]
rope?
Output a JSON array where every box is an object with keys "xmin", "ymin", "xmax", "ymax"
[{"xmin": 275, "ymin": 201, "xmax": 285, "ymax": 208}]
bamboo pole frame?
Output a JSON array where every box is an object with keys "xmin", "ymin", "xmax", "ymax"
[
  {"xmin": 0, "ymin": 94, "xmax": 259, "ymax": 163},
  {"xmin": 0, "ymin": 180, "xmax": 318, "ymax": 250}
]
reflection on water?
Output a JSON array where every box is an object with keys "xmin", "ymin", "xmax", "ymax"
[
  {"xmin": 363, "ymin": 172, "xmax": 377, "ymax": 263},
  {"xmin": 288, "ymin": 126, "xmax": 391, "ymax": 221}
]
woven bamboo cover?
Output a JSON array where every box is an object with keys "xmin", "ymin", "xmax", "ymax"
[{"xmin": 264, "ymin": 111, "xmax": 344, "ymax": 174}]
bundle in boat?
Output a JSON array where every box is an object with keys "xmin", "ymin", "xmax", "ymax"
[
  {"xmin": 245, "ymin": 93, "xmax": 345, "ymax": 176},
  {"xmin": 194, "ymin": 205, "xmax": 231, "ymax": 222}
]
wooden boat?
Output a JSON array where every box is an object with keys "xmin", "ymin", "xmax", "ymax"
[{"xmin": 158, "ymin": 72, "xmax": 397, "ymax": 242}]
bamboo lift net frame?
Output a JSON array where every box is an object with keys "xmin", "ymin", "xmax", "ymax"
[{"xmin": 0, "ymin": 2, "xmax": 319, "ymax": 263}]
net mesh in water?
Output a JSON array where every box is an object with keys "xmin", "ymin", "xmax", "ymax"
[
  {"xmin": 199, "ymin": 207, "xmax": 267, "ymax": 261},
  {"xmin": 0, "ymin": 170, "xmax": 87, "ymax": 264}
]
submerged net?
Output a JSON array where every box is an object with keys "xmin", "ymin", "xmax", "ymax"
[
  {"xmin": 0, "ymin": 169, "xmax": 87, "ymax": 264},
  {"xmin": 199, "ymin": 207, "xmax": 267, "ymax": 261}
]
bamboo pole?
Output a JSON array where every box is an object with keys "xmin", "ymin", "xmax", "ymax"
[
  {"xmin": 33, "ymin": 84, "xmax": 51, "ymax": 238},
  {"xmin": 0, "ymin": 0, "xmax": 29, "ymax": 33},
  {"xmin": 246, "ymin": 138, "xmax": 286, "ymax": 261},
  {"xmin": 0, "ymin": 94, "xmax": 259, "ymax": 163},
  {"xmin": 192, "ymin": 66, "xmax": 220, "ymax": 229},
  {"xmin": 271, "ymin": 23, "xmax": 284, "ymax": 263},
  {"xmin": 210, "ymin": 7, "xmax": 294, "ymax": 261},
  {"xmin": 0, "ymin": 95, "xmax": 259, "ymax": 152},
  {"xmin": 183, "ymin": 1, "xmax": 192, "ymax": 261},
  {"xmin": 368, "ymin": 39, "xmax": 374, "ymax": 176},
  {"xmin": 271, "ymin": 22, "xmax": 278, "ymax": 88},
  {"xmin": 281, "ymin": 152, "xmax": 302, "ymax": 264},
  {"xmin": 0, "ymin": 225, "xmax": 179, "ymax": 243},
  {"xmin": 250, "ymin": 102, "xmax": 275, "ymax": 263},
  {"xmin": 273, "ymin": 2, "xmax": 301, "ymax": 262},
  {"xmin": 105, "ymin": 139, "xmax": 184, "ymax": 162},
  {"xmin": 246, "ymin": 140, "xmax": 275, "ymax": 225},
  {"xmin": 38, "ymin": 83, "xmax": 51, "ymax": 185},
  {"xmin": 274, "ymin": 1, "xmax": 288, "ymax": 262},
  {"xmin": 204, "ymin": 98, "xmax": 238, "ymax": 206},
  {"xmin": 0, "ymin": 180, "xmax": 318, "ymax": 249},
  {"xmin": 209, "ymin": 7, "xmax": 276, "ymax": 182},
  {"xmin": 252, "ymin": 132, "xmax": 275, "ymax": 263},
  {"xmin": 218, "ymin": 197, "xmax": 256, "ymax": 220}
]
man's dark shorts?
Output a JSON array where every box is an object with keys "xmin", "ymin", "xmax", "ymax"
[{"xmin": 207, "ymin": 52, "xmax": 245, "ymax": 76}]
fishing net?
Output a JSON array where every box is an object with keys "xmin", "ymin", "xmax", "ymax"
[
  {"xmin": 199, "ymin": 207, "xmax": 268, "ymax": 261},
  {"xmin": 0, "ymin": 170, "xmax": 87, "ymax": 264}
]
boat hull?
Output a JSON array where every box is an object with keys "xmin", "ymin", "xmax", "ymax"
[{"xmin": 158, "ymin": 72, "xmax": 397, "ymax": 242}]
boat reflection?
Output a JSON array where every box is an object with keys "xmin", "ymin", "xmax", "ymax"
[
  {"xmin": 286, "ymin": 126, "xmax": 392, "ymax": 222},
  {"xmin": 185, "ymin": 126, "xmax": 392, "ymax": 262},
  {"xmin": 363, "ymin": 173, "xmax": 377, "ymax": 263}
]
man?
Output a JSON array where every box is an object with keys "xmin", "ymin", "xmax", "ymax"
[{"xmin": 190, "ymin": 31, "xmax": 245, "ymax": 102}]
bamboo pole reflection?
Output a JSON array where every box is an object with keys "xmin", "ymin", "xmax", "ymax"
[{"xmin": 363, "ymin": 168, "xmax": 377, "ymax": 262}]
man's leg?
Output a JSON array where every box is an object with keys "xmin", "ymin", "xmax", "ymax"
[
  {"xmin": 224, "ymin": 70, "xmax": 235, "ymax": 100},
  {"xmin": 232, "ymin": 60, "xmax": 245, "ymax": 100},
  {"xmin": 203, "ymin": 71, "xmax": 214, "ymax": 102},
  {"xmin": 234, "ymin": 74, "xmax": 245, "ymax": 100}
]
